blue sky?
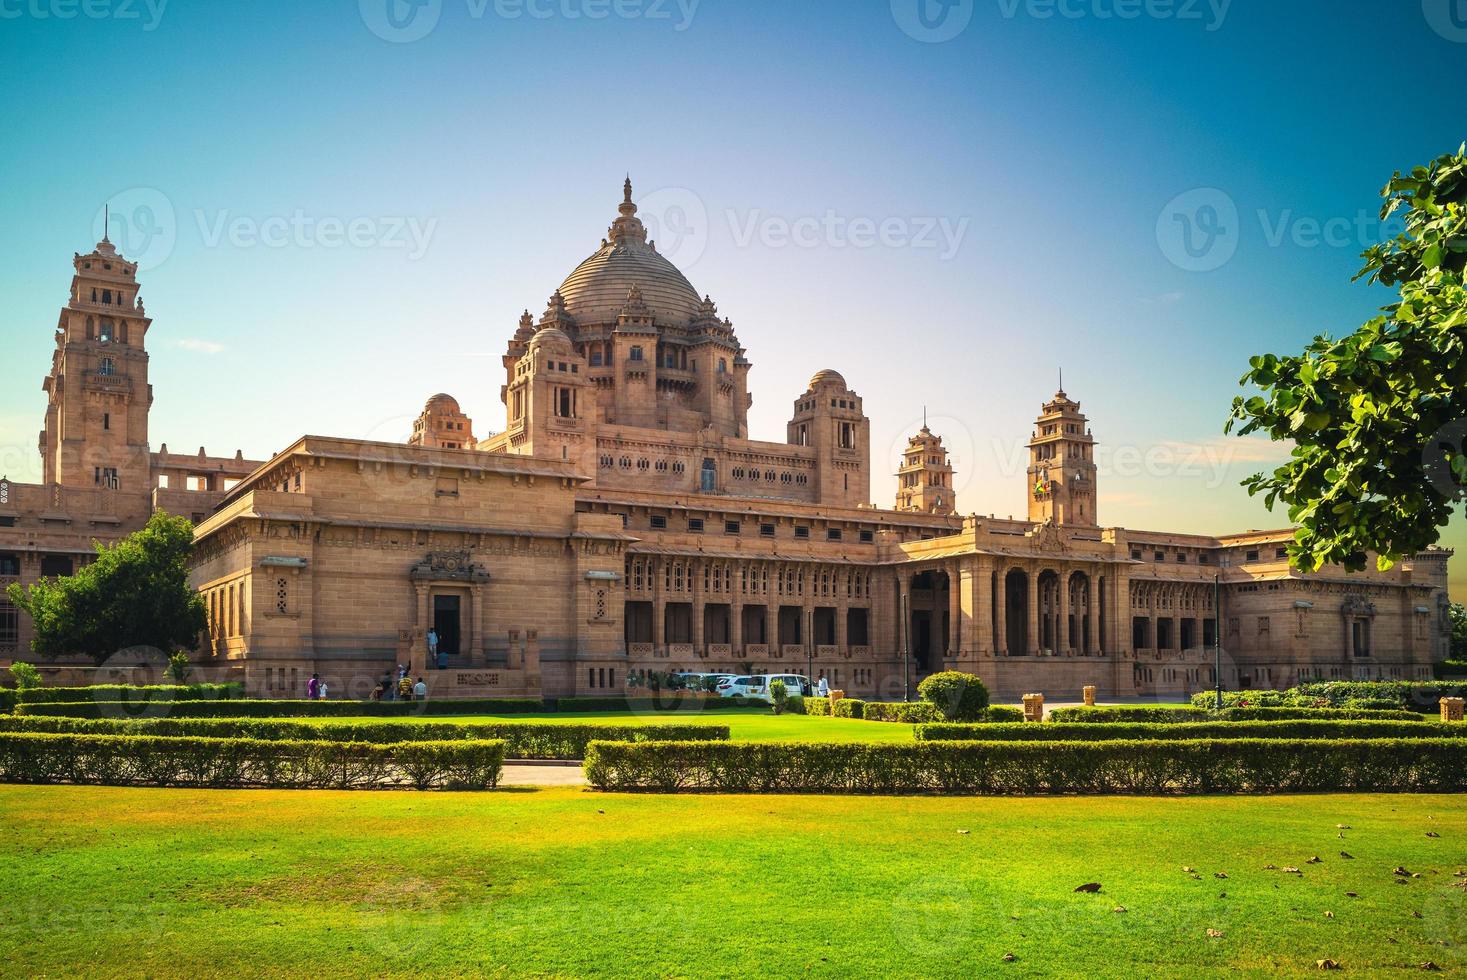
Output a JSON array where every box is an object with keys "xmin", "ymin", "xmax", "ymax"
[{"xmin": 1, "ymin": 0, "xmax": 1464, "ymax": 589}]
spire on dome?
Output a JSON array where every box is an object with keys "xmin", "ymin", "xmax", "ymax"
[{"xmin": 609, "ymin": 175, "xmax": 647, "ymax": 244}]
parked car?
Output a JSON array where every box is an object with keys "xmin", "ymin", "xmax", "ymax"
[
  {"xmin": 762, "ymin": 673, "xmax": 814, "ymax": 699},
  {"xmin": 717, "ymin": 675, "xmax": 759, "ymax": 698}
]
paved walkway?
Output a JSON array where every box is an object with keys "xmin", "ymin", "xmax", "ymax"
[{"xmin": 501, "ymin": 762, "xmax": 588, "ymax": 787}]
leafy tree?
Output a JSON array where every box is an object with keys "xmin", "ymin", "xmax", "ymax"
[
  {"xmin": 166, "ymin": 651, "xmax": 193, "ymax": 683},
  {"xmin": 1228, "ymin": 146, "xmax": 1467, "ymax": 572},
  {"xmin": 5, "ymin": 512, "xmax": 207, "ymax": 664},
  {"xmin": 917, "ymin": 670, "xmax": 991, "ymax": 721},
  {"xmin": 1452, "ymin": 601, "xmax": 1467, "ymax": 659},
  {"xmin": 8, "ymin": 662, "xmax": 41, "ymax": 690}
]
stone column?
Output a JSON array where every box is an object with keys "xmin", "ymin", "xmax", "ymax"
[
  {"xmin": 651, "ymin": 558, "xmax": 665, "ymax": 652},
  {"xmin": 1057, "ymin": 570, "xmax": 1070, "ymax": 655},
  {"xmin": 1027, "ymin": 567, "xmax": 1040, "ymax": 656},
  {"xmin": 692, "ymin": 559, "xmax": 706, "ymax": 658},
  {"xmin": 469, "ymin": 583, "xmax": 486, "ymax": 666},
  {"xmin": 948, "ymin": 560, "xmax": 963, "ymax": 661},
  {"xmin": 994, "ymin": 566, "xmax": 1007, "ymax": 656},
  {"xmin": 1085, "ymin": 578, "xmax": 1098, "ymax": 656},
  {"xmin": 731, "ymin": 562, "xmax": 744, "ymax": 654}
]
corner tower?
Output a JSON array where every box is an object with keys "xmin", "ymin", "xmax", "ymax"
[
  {"xmin": 895, "ymin": 424, "xmax": 955, "ymax": 515},
  {"xmin": 787, "ymin": 369, "xmax": 870, "ymax": 507},
  {"xmin": 39, "ymin": 232, "xmax": 153, "ymax": 499},
  {"xmin": 1026, "ymin": 387, "xmax": 1097, "ymax": 526}
]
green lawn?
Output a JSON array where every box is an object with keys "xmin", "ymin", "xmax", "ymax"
[
  {"xmin": 302, "ymin": 706, "xmax": 919, "ymax": 744},
  {"xmin": 2, "ymin": 786, "xmax": 1463, "ymax": 977}
]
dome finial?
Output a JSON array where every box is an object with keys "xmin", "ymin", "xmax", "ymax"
[
  {"xmin": 609, "ymin": 174, "xmax": 646, "ymax": 243},
  {"xmin": 624, "ymin": 174, "xmax": 633, "ymax": 204}
]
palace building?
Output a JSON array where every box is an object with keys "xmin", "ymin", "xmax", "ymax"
[{"xmin": 1, "ymin": 182, "xmax": 1455, "ymax": 699}]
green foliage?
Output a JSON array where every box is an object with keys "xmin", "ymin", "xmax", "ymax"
[
  {"xmin": 0, "ymin": 732, "xmax": 504, "ymax": 790},
  {"xmin": 769, "ymin": 679, "xmax": 788, "ymax": 715},
  {"xmin": 831, "ymin": 698, "xmax": 864, "ymax": 719},
  {"xmin": 1228, "ymin": 146, "xmax": 1467, "ymax": 572},
  {"xmin": 16, "ymin": 697, "xmax": 546, "ymax": 719},
  {"xmin": 5, "ymin": 512, "xmax": 207, "ymax": 663},
  {"xmin": 166, "ymin": 653, "xmax": 192, "ymax": 683},
  {"xmin": 17, "ymin": 683, "xmax": 242, "ymax": 705},
  {"xmin": 553, "ymin": 696, "xmax": 763, "ymax": 712},
  {"xmin": 859, "ymin": 701, "xmax": 941, "ymax": 724},
  {"xmin": 1292, "ymin": 680, "xmax": 1466, "ymax": 711},
  {"xmin": 8, "ymin": 663, "xmax": 42, "ymax": 691},
  {"xmin": 802, "ymin": 697, "xmax": 831, "ymax": 716},
  {"xmin": 1047, "ymin": 706, "xmax": 1210, "ymax": 724},
  {"xmin": 1218, "ymin": 706, "xmax": 1423, "ymax": 722},
  {"xmin": 1451, "ymin": 602, "xmax": 1467, "ymax": 658},
  {"xmin": 915, "ymin": 719, "xmax": 1453, "ymax": 742},
  {"xmin": 916, "ymin": 671, "xmax": 991, "ymax": 721},
  {"xmin": 784, "ymin": 695, "xmax": 805, "ymax": 715},
  {"xmin": 0, "ymin": 715, "xmax": 727, "ymax": 760},
  {"xmin": 984, "ymin": 706, "xmax": 1025, "ymax": 723},
  {"xmin": 1438, "ymin": 659, "xmax": 1467, "ymax": 678},
  {"xmin": 0, "ymin": 690, "xmax": 15, "ymax": 713},
  {"xmin": 583, "ymin": 738, "xmax": 1467, "ymax": 794},
  {"xmin": 1189, "ymin": 690, "xmax": 1293, "ymax": 709}
]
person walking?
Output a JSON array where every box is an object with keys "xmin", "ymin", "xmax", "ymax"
[
  {"xmin": 817, "ymin": 676, "xmax": 830, "ymax": 698},
  {"xmin": 426, "ymin": 629, "xmax": 439, "ymax": 668},
  {"xmin": 318, "ymin": 679, "xmax": 329, "ymax": 701},
  {"xmin": 398, "ymin": 674, "xmax": 414, "ymax": 701},
  {"xmin": 413, "ymin": 677, "xmax": 428, "ymax": 702},
  {"xmin": 306, "ymin": 673, "xmax": 320, "ymax": 700}
]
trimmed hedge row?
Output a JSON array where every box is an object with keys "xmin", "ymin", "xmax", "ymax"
[
  {"xmin": 15, "ymin": 683, "xmax": 244, "ymax": 705},
  {"xmin": 15, "ymin": 698, "xmax": 547, "ymax": 720},
  {"xmin": 915, "ymin": 719, "xmax": 1463, "ymax": 743},
  {"xmin": 0, "ymin": 732, "xmax": 504, "ymax": 790},
  {"xmin": 1047, "ymin": 706, "xmax": 1211, "ymax": 724},
  {"xmin": 860, "ymin": 702, "xmax": 942, "ymax": 724},
  {"xmin": 1190, "ymin": 682, "xmax": 1467, "ymax": 713},
  {"xmin": 552, "ymin": 696, "xmax": 764, "ymax": 712},
  {"xmin": 0, "ymin": 715, "xmax": 729, "ymax": 760},
  {"xmin": 801, "ymin": 698, "xmax": 1021, "ymax": 724},
  {"xmin": 1218, "ymin": 706, "xmax": 1422, "ymax": 722},
  {"xmin": 0, "ymin": 690, "xmax": 15, "ymax": 713},
  {"xmin": 583, "ymin": 738, "xmax": 1467, "ymax": 794}
]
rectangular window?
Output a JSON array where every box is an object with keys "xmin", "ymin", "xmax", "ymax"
[
  {"xmin": 1130, "ymin": 549, "xmax": 1142, "ymax": 560},
  {"xmin": 0, "ymin": 602, "xmax": 17, "ymax": 644},
  {"xmin": 794, "ymin": 526, "xmax": 810, "ymax": 540},
  {"xmin": 687, "ymin": 518, "xmax": 704, "ymax": 533},
  {"xmin": 759, "ymin": 523, "xmax": 775, "ymax": 537},
  {"xmin": 40, "ymin": 556, "xmax": 72, "ymax": 577},
  {"xmin": 1275, "ymin": 547, "xmax": 1288, "ymax": 559},
  {"xmin": 1153, "ymin": 552, "xmax": 1165, "ymax": 562},
  {"xmin": 103, "ymin": 413, "xmax": 110, "ymax": 431},
  {"xmin": 0, "ymin": 553, "xmax": 19, "ymax": 576},
  {"xmin": 827, "ymin": 528, "xmax": 843, "ymax": 542},
  {"xmin": 859, "ymin": 529, "xmax": 874, "ymax": 544},
  {"xmin": 1176, "ymin": 553, "xmax": 1187, "ymax": 563},
  {"xmin": 1198, "ymin": 553, "xmax": 1211, "ymax": 565},
  {"xmin": 1246, "ymin": 550, "xmax": 1260, "ymax": 562},
  {"xmin": 724, "ymin": 520, "xmax": 740, "ymax": 535},
  {"xmin": 0, "ymin": 517, "xmax": 14, "ymax": 529},
  {"xmin": 650, "ymin": 515, "xmax": 668, "ymax": 530}
]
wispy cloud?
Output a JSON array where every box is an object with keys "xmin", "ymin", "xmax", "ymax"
[
  {"xmin": 175, "ymin": 339, "xmax": 226, "ymax": 355},
  {"xmin": 1139, "ymin": 290, "xmax": 1185, "ymax": 306}
]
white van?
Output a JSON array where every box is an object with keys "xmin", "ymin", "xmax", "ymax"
[{"xmin": 752, "ymin": 673, "xmax": 813, "ymax": 702}]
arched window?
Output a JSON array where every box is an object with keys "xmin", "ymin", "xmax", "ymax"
[{"xmin": 99, "ymin": 357, "xmax": 115, "ymax": 377}]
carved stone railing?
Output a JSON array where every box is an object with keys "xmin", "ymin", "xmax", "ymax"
[
  {"xmin": 667, "ymin": 643, "xmax": 694, "ymax": 659},
  {"xmin": 780, "ymin": 645, "xmax": 804, "ymax": 659},
  {"xmin": 707, "ymin": 643, "xmax": 731, "ymax": 658},
  {"xmin": 816, "ymin": 645, "xmax": 838, "ymax": 659},
  {"xmin": 627, "ymin": 642, "xmax": 653, "ymax": 658},
  {"xmin": 745, "ymin": 644, "xmax": 768, "ymax": 658},
  {"xmin": 850, "ymin": 645, "xmax": 872, "ymax": 659}
]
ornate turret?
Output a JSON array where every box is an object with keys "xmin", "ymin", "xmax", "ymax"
[
  {"xmin": 895, "ymin": 422, "xmax": 955, "ymax": 515},
  {"xmin": 608, "ymin": 176, "xmax": 648, "ymax": 245},
  {"xmin": 1027, "ymin": 384, "xmax": 1098, "ymax": 526}
]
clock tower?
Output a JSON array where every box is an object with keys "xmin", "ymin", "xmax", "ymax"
[{"xmin": 1026, "ymin": 387, "xmax": 1097, "ymax": 526}]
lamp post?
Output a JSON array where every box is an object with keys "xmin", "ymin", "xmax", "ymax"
[{"xmin": 901, "ymin": 590, "xmax": 911, "ymax": 702}]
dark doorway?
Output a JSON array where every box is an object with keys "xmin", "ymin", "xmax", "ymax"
[
  {"xmin": 912, "ymin": 611, "xmax": 934, "ymax": 672},
  {"xmin": 1004, "ymin": 569, "xmax": 1028, "ymax": 655},
  {"xmin": 433, "ymin": 595, "xmax": 462, "ymax": 658}
]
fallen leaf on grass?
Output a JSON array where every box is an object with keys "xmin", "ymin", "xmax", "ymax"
[
  {"xmin": 1426, "ymin": 832, "xmax": 1440, "ymax": 839},
  {"xmin": 1182, "ymin": 866, "xmax": 1196, "ymax": 873},
  {"xmin": 1317, "ymin": 959, "xmax": 1341, "ymax": 970},
  {"xmin": 1324, "ymin": 911, "xmax": 1334, "ymax": 918},
  {"xmin": 1206, "ymin": 929, "xmax": 1224, "ymax": 939},
  {"xmin": 1340, "ymin": 852, "xmax": 1354, "ymax": 859},
  {"xmin": 1074, "ymin": 883, "xmax": 1102, "ymax": 893},
  {"xmin": 1001, "ymin": 953, "xmax": 1016, "ymax": 963},
  {"xmin": 1284, "ymin": 867, "xmax": 1303, "ymax": 874},
  {"xmin": 957, "ymin": 829, "xmax": 970, "ymax": 835},
  {"xmin": 1394, "ymin": 867, "xmax": 1413, "ymax": 877},
  {"xmin": 1336, "ymin": 824, "xmax": 1351, "ymax": 830},
  {"xmin": 1421, "ymin": 962, "xmax": 1441, "ymax": 971},
  {"xmin": 1215, "ymin": 872, "xmax": 1229, "ymax": 879},
  {"xmin": 1306, "ymin": 856, "xmax": 1323, "ymax": 864},
  {"xmin": 1112, "ymin": 906, "xmax": 1127, "ymax": 914}
]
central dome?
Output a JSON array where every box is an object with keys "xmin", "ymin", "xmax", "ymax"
[{"xmin": 556, "ymin": 179, "xmax": 704, "ymax": 327}]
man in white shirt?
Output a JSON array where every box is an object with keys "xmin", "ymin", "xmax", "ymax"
[{"xmin": 413, "ymin": 677, "xmax": 428, "ymax": 701}]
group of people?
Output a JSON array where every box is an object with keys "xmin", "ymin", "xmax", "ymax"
[
  {"xmin": 371, "ymin": 665, "xmax": 428, "ymax": 702},
  {"xmin": 305, "ymin": 673, "xmax": 329, "ymax": 700}
]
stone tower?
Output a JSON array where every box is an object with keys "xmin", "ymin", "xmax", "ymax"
[
  {"xmin": 786, "ymin": 369, "xmax": 870, "ymax": 507},
  {"xmin": 410, "ymin": 394, "xmax": 475, "ymax": 450},
  {"xmin": 895, "ymin": 423, "xmax": 955, "ymax": 515},
  {"xmin": 1026, "ymin": 387, "xmax": 1097, "ymax": 526},
  {"xmin": 39, "ymin": 232, "xmax": 153, "ymax": 505},
  {"xmin": 502, "ymin": 321, "xmax": 591, "ymax": 469}
]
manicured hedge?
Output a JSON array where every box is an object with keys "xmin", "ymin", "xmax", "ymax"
[
  {"xmin": 0, "ymin": 715, "xmax": 729, "ymax": 760},
  {"xmin": 860, "ymin": 702, "xmax": 942, "ymax": 724},
  {"xmin": 552, "ymin": 696, "xmax": 763, "ymax": 712},
  {"xmin": 1437, "ymin": 659, "xmax": 1467, "ymax": 678},
  {"xmin": 16, "ymin": 698, "xmax": 546, "ymax": 720},
  {"xmin": 0, "ymin": 690, "xmax": 15, "ymax": 713},
  {"xmin": 1293, "ymin": 681, "xmax": 1466, "ymax": 711},
  {"xmin": 15, "ymin": 683, "xmax": 244, "ymax": 705},
  {"xmin": 1218, "ymin": 706, "xmax": 1423, "ymax": 722},
  {"xmin": 833, "ymin": 698, "xmax": 864, "ymax": 719},
  {"xmin": 1047, "ymin": 706, "xmax": 1210, "ymax": 724},
  {"xmin": 582, "ymin": 738, "xmax": 1467, "ymax": 794},
  {"xmin": 984, "ymin": 706, "xmax": 1025, "ymax": 723},
  {"xmin": 803, "ymin": 697, "xmax": 831, "ymax": 716},
  {"xmin": 915, "ymin": 720, "xmax": 1462, "ymax": 743},
  {"xmin": 0, "ymin": 732, "xmax": 503, "ymax": 790}
]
